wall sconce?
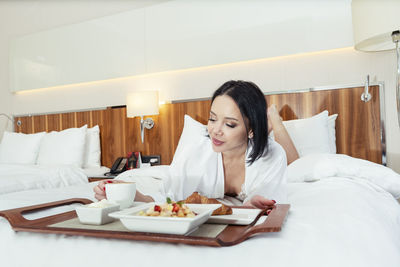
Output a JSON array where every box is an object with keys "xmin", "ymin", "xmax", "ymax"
[
  {"xmin": 352, "ymin": 0, "xmax": 400, "ymax": 127},
  {"xmin": 126, "ymin": 91, "xmax": 159, "ymax": 143}
]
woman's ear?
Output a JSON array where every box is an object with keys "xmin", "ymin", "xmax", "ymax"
[{"xmin": 248, "ymin": 130, "xmax": 254, "ymax": 139}]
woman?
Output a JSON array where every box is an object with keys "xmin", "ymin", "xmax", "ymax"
[{"xmin": 94, "ymin": 80, "xmax": 295, "ymax": 209}]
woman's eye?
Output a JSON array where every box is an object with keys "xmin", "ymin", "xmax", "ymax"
[
  {"xmin": 226, "ymin": 123, "xmax": 236, "ymax": 128},
  {"xmin": 208, "ymin": 118, "xmax": 216, "ymax": 122}
]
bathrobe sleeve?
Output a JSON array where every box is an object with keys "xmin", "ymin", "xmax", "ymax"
[{"xmin": 244, "ymin": 138, "xmax": 288, "ymax": 204}]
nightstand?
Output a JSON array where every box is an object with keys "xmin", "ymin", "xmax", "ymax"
[{"xmin": 88, "ymin": 175, "xmax": 116, "ymax": 183}]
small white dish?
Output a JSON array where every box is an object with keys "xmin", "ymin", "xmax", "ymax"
[
  {"xmin": 75, "ymin": 201, "xmax": 120, "ymax": 225},
  {"xmin": 207, "ymin": 208, "xmax": 262, "ymax": 225},
  {"xmin": 109, "ymin": 203, "xmax": 221, "ymax": 235}
]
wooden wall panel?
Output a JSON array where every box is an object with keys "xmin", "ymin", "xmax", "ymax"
[
  {"xmin": 13, "ymin": 85, "xmax": 383, "ymax": 167},
  {"xmin": 97, "ymin": 108, "xmax": 123, "ymax": 167},
  {"xmin": 61, "ymin": 113, "xmax": 75, "ymax": 130},
  {"xmin": 91, "ymin": 110, "xmax": 104, "ymax": 127},
  {"xmin": 76, "ymin": 111, "xmax": 91, "ymax": 128},
  {"xmin": 157, "ymin": 103, "xmax": 178, "ymax": 164},
  {"xmin": 109, "ymin": 107, "xmax": 127, "ymax": 165},
  {"xmin": 47, "ymin": 114, "xmax": 61, "ymax": 132},
  {"xmin": 33, "ymin": 115, "xmax": 47, "ymax": 133}
]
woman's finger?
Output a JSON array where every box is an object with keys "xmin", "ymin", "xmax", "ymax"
[
  {"xmin": 94, "ymin": 193, "xmax": 106, "ymax": 201},
  {"xmin": 258, "ymin": 198, "xmax": 275, "ymax": 207},
  {"xmin": 250, "ymin": 196, "xmax": 276, "ymax": 209},
  {"xmin": 93, "ymin": 184, "xmax": 105, "ymax": 195},
  {"xmin": 94, "ymin": 180, "xmax": 114, "ymax": 193}
]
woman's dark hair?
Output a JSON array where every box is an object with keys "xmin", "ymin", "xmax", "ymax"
[{"xmin": 211, "ymin": 80, "xmax": 268, "ymax": 165}]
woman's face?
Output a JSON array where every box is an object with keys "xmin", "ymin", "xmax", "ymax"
[{"xmin": 207, "ymin": 95, "xmax": 250, "ymax": 154}]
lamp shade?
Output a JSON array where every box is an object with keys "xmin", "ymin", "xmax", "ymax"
[
  {"xmin": 126, "ymin": 91, "xmax": 159, "ymax": 118},
  {"xmin": 352, "ymin": 0, "xmax": 400, "ymax": 51}
]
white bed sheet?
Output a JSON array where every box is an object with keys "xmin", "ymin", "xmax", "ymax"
[
  {"xmin": 0, "ymin": 164, "xmax": 88, "ymax": 195},
  {"xmin": 0, "ymin": 155, "xmax": 400, "ymax": 267}
]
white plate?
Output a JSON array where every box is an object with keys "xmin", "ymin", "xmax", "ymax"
[
  {"xmin": 207, "ymin": 208, "xmax": 262, "ymax": 225},
  {"xmin": 109, "ymin": 203, "xmax": 221, "ymax": 235}
]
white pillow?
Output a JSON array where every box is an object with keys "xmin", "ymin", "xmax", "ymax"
[
  {"xmin": 282, "ymin": 111, "xmax": 331, "ymax": 157},
  {"xmin": 171, "ymin": 115, "xmax": 209, "ymax": 165},
  {"xmin": 327, "ymin": 114, "xmax": 338, "ymax": 153},
  {"xmin": 83, "ymin": 125, "xmax": 101, "ymax": 168},
  {"xmin": 0, "ymin": 131, "xmax": 45, "ymax": 164},
  {"xmin": 37, "ymin": 125, "xmax": 87, "ymax": 167}
]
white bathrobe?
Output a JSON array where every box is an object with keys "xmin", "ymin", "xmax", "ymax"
[{"xmin": 149, "ymin": 136, "xmax": 288, "ymax": 204}]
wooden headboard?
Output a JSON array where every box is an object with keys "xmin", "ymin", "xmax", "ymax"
[{"xmin": 14, "ymin": 84, "xmax": 385, "ymax": 167}]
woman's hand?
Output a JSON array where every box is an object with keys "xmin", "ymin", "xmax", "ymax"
[
  {"xmin": 244, "ymin": 195, "xmax": 276, "ymax": 214},
  {"xmin": 93, "ymin": 179, "xmax": 154, "ymax": 203},
  {"xmin": 93, "ymin": 179, "xmax": 124, "ymax": 201}
]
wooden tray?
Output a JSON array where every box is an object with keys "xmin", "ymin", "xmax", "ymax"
[{"xmin": 0, "ymin": 198, "xmax": 290, "ymax": 247}]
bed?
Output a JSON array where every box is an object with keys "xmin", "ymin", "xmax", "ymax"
[
  {"xmin": 1, "ymin": 83, "xmax": 399, "ymax": 267},
  {"xmin": 0, "ymin": 124, "xmax": 109, "ymax": 194},
  {"xmin": 0, "ymin": 164, "xmax": 87, "ymax": 195},
  {"xmin": 0, "ymin": 155, "xmax": 399, "ymax": 267}
]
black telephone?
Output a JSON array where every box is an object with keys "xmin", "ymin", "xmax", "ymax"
[{"xmin": 108, "ymin": 157, "xmax": 127, "ymax": 175}]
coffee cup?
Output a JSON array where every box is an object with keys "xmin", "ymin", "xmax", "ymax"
[{"xmin": 105, "ymin": 182, "xmax": 136, "ymax": 209}]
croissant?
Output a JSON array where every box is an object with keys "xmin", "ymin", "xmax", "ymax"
[{"xmin": 184, "ymin": 192, "xmax": 232, "ymax": 216}]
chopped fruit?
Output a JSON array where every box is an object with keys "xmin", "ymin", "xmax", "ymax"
[
  {"xmin": 137, "ymin": 198, "xmax": 196, "ymax": 218},
  {"xmin": 172, "ymin": 203, "xmax": 179, "ymax": 212},
  {"xmin": 154, "ymin": 205, "xmax": 161, "ymax": 212}
]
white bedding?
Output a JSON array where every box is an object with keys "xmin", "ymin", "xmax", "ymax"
[
  {"xmin": 0, "ymin": 164, "xmax": 88, "ymax": 195},
  {"xmin": 81, "ymin": 166, "xmax": 110, "ymax": 177},
  {"xmin": 0, "ymin": 154, "xmax": 400, "ymax": 267}
]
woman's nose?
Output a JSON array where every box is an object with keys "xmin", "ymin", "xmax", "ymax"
[{"xmin": 213, "ymin": 123, "xmax": 223, "ymax": 136}]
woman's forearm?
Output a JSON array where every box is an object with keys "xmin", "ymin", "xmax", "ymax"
[
  {"xmin": 273, "ymin": 124, "xmax": 299, "ymax": 165},
  {"xmin": 268, "ymin": 104, "xmax": 299, "ymax": 165}
]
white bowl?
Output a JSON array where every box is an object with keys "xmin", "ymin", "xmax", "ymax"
[
  {"xmin": 109, "ymin": 203, "xmax": 221, "ymax": 235},
  {"xmin": 75, "ymin": 202, "xmax": 120, "ymax": 225}
]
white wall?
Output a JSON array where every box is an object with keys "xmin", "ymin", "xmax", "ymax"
[
  {"xmin": 9, "ymin": 0, "xmax": 352, "ymax": 91},
  {"xmin": 1, "ymin": 0, "xmax": 399, "ymax": 173},
  {"xmin": 0, "ymin": 0, "xmax": 167, "ymax": 130}
]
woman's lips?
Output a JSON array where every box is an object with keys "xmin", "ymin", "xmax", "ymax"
[{"xmin": 212, "ymin": 138, "xmax": 224, "ymax": 146}]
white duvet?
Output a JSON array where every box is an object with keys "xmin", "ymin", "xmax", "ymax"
[
  {"xmin": 0, "ymin": 164, "xmax": 88, "ymax": 195},
  {"xmin": 0, "ymin": 154, "xmax": 400, "ymax": 267}
]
